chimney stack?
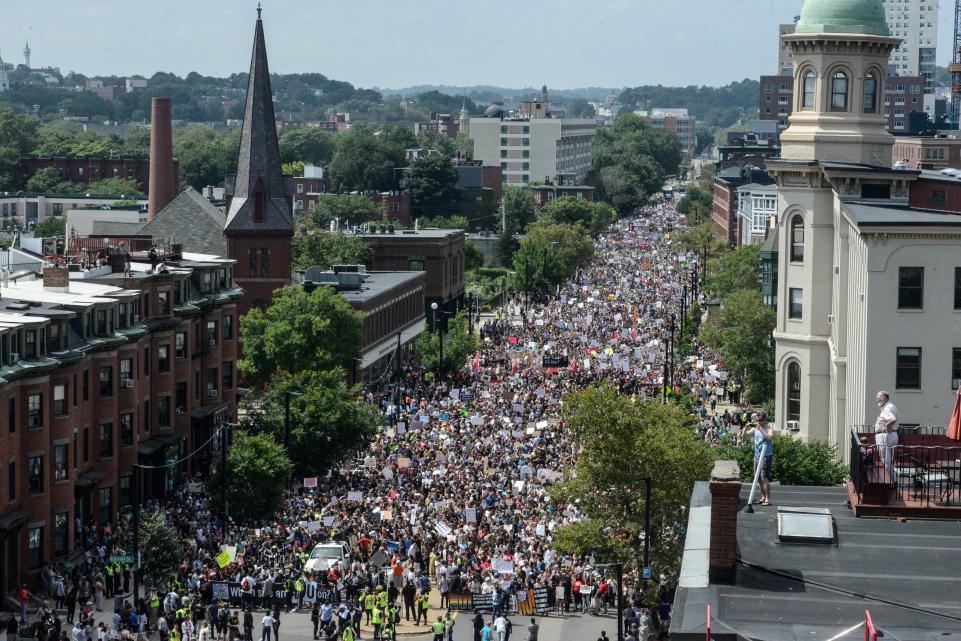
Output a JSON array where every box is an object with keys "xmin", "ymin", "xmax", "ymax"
[
  {"xmin": 148, "ymin": 98, "xmax": 175, "ymax": 221},
  {"xmin": 42, "ymin": 266, "xmax": 70, "ymax": 293},
  {"xmin": 708, "ymin": 459, "xmax": 741, "ymax": 585}
]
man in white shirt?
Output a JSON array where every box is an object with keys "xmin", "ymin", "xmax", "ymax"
[
  {"xmin": 493, "ymin": 615, "xmax": 508, "ymax": 641},
  {"xmin": 874, "ymin": 391, "xmax": 899, "ymax": 483}
]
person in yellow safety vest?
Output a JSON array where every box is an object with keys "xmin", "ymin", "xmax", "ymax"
[
  {"xmin": 341, "ymin": 624, "xmax": 355, "ymax": 641},
  {"xmin": 443, "ymin": 612, "xmax": 454, "ymax": 641},
  {"xmin": 295, "ymin": 578, "xmax": 305, "ymax": 611},
  {"xmin": 371, "ymin": 606, "xmax": 383, "ymax": 641},
  {"xmin": 104, "ymin": 563, "xmax": 114, "ymax": 598},
  {"xmin": 376, "ymin": 588, "xmax": 388, "ymax": 611},
  {"xmin": 431, "ymin": 616, "xmax": 445, "ymax": 641},
  {"xmin": 363, "ymin": 591, "xmax": 376, "ymax": 625},
  {"xmin": 381, "ymin": 619, "xmax": 395, "ymax": 641},
  {"xmin": 416, "ymin": 593, "xmax": 429, "ymax": 626}
]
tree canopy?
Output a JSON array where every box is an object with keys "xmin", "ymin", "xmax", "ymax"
[
  {"xmin": 618, "ymin": 79, "xmax": 759, "ymax": 129},
  {"xmin": 539, "ymin": 197, "xmax": 616, "ymax": 236},
  {"xmin": 292, "ymin": 231, "xmax": 372, "ymax": 271},
  {"xmin": 137, "ymin": 511, "xmax": 185, "ymax": 581},
  {"xmin": 327, "ymin": 124, "xmax": 405, "ymax": 192},
  {"xmin": 238, "ymin": 285, "xmax": 363, "ymax": 388},
  {"xmin": 502, "ymin": 185, "xmax": 535, "ymax": 235},
  {"xmin": 400, "ymin": 155, "xmax": 461, "ymax": 217},
  {"xmin": 304, "ymin": 194, "xmax": 382, "ymax": 231},
  {"xmin": 513, "ymin": 222, "xmax": 594, "ymax": 293},
  {"xmin": 706, "ymin": 243, "xmax": 761, "ymax": 300},
  {"xmin": 712, "ymin": 434, "xmax": 847, "ymax": 486},
  {"xmin": 416, "ymin": 312, "xmax": 477, "ymax": 375},
  {"xmin": 208, "ymin": 431, "xmax": 293, "ymax": 521}
]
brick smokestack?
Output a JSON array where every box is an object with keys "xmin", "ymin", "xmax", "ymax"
[
  {"xmin": 148, "ymin": 97, "xmax": 175, "ymax": 221},
  {"xmin": 708, "ymin": 459, "xmax": 741, "ymax": 585}
]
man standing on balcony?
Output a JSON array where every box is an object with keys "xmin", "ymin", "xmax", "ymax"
[{"xmin": 874, "ymin": 391, "xmax": 899, "ymax": 484}]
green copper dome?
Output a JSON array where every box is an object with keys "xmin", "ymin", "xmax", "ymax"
[{"xmin": 795, "ymin": 0, "xmax": 890, "ymax": 36}]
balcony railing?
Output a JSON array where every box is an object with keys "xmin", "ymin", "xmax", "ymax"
[{"xmin": 851, "ymin": 428, "xmax": 961, "ymax": 509}]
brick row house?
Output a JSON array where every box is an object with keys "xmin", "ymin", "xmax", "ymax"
[{"xmin": 0, "ymin": 254, "xmax": 238, "ymax": 588}]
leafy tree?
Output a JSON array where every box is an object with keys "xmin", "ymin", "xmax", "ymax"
[
  {"xmin": 618, "ymin": 79, "xmax": 760, "ymax": 129},
  {"xmin": 282, "ymin": 161, "xmax": 306, "ymax": 178},
  {"xmin": 239, "ymin": 285, "xmax": 363, "ymax": 388},
  {"xmin": 121, "ymin": 125, "xmax": 151, "ymax": 156},
  {"xmin": 84, "ymin": 178, "xmax": 144, "ymax": 196},
  {"xmin": 328, "ymin": 124, "xmax": 403, "ymax": 192},
  {"xmin": 538, "ymin": 197, "xmax": 616, "ymax": 235},
  {"xmin": 401, "ymin": 155, "xmax": 461, "ymax": 217},
  {"xmin": 552, "ymin": 388, "xmax": 713, "ymax": 598},
  {"xmin": 416, "ymin": 312, "xmax": 477, "ymax": 375},
  {"xmin": 209, "ymin": 431, "xmax": 293, "ymax": 520},
  {"xmin": 701, "ymin": 289, "xmax": 775, "ymax": 403},
  {"xmin": 33, "ymin": 216, "xmax": 66, "ymax": 237},
  {"xmin": 676, "ymin": 185, "xmax": 713, "ymax": 226},
  {"xmin": 513, "ymin": 222, "xmax": 594, "ymax": 293},
  {"xmin": 706, "ymin": 243, "xmax": 760, "ymax": 300},
  {"xmin": 305, "ymin": 194, "xmax": 382, "ymax": 230},
  {"xmin": 694, "ymin": 127, "xmax": 716, "ymax": 156},
  {"xmin": 0, "ymin": 108, "xmax": 39, "ymax": 190},
  {"xmin": 712, "ymin": 434, "xmax": 847, "ymax": 486},
  {"xmin": 496, "ymin": 231, "xmax": 519, "ymax": 267},
  {"xmin": 565, "ymin": 98, "xmax": 596, "ymax": 118},
  {"xmin": 278, "ymin": 128, "xmax": 335, "ymax": 165},
  {"xmin": 25, "ymin": 168, "xmax": 62, "ymax": 193},
  {"xmin": 173, "ymin": 125, "xmax": 241, "ymax": 190},
  {"xmin": 673, "ymin": 221, "xmax": 728, "ymax": 258},
  {"xmin": 502, "ymin": 185, "xmax": 535, "ymax": 234},
  {"xmin": 591, "ymin": 118, "xmax": 671, "ymax": 213},
  {"xmin": 464, "ymin": 241, "xmax": 485, "ymax": 271},
  {"xmin": 137, "ymin": 511, "xmax": 185, "ymax": 581},
  {"xmin": 252, "ymin": 369, "xmax": 379, "ymax": 476},
  {"xmin": 293, "ymin": 231, "xmax": 372, "ymax": 271},
  {"xmin": 416, "ymin": 130, "xmax": 457, "ymax": 157},
  {"xmin": 418, "ymin": 215, "xmax": 469, "ymax": 230}
]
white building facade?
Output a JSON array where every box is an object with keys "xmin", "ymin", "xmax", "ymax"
[
  {"xmin": 771, "ymin": 0, "xmax": 961, "ymax": 456},
  {"xmin": 882, "ymin": 0, "xmax": 937, "ymax": 114},
  {"xmin": 736, "ymin": 183, "xmax": 779, "ymax": 247}
]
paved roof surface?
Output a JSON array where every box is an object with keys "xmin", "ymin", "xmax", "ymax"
[{"xmin": 844, "ymin": 202, "xmax": 961, "ymax": 227}]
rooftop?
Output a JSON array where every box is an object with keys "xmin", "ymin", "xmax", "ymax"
[
  {"xmin": 843, "ymin": 202, "xmax": 961, "ymax": 227},
  {"xmin": 359, "ymin": 228, "xmax": 463, "ymax": 239},
  {"xmin": 795, "ymin": 0, "xmax": 890, "ymax": 37},
  {"xmin": 672, "ymin": 483, "xmax": 961, "ymax": 640}
]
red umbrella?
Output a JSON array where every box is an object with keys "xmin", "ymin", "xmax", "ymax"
[{"xmin": 948, "ymin": 387, "xmax": 961, "ymax": 441}]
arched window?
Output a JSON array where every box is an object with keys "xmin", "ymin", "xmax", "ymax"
[
  {"xmin": 801, "ymin": 71, "xmax": 816, "ymax": 110},
  {"xmin": 863, "ymin": 72, "xmax": 878, "ymax": 113},
  {"xmin": 260, "ymin": 248, "xmax": 269, "ymax": 277},
  {"xmin": 248, "ymin": 248, "xmax": 257, "ymax": 278},
  {"xmin": 789, "ymin": 215, "xmax": 804, "ymax": 262},
  {"xmin": 787, "ymin": 362, "xmax": 801, "ymax": 422},
  {"xmin": 831, "ymin": 71, "xmax": 849, "ymax": 111}
]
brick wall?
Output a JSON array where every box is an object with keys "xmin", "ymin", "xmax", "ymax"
[{"xmin": 708, "ymin": 460, "xmax": 741, "ymax": 585}]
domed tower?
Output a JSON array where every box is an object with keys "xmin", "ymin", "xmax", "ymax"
[{"xmin": 780, "ymin": 0, "xmax": 900, "ymax": 166}]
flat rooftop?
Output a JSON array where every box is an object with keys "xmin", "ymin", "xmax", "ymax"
[
  {"xmin": 672, "ymin": 483, "xmax": 961, "ymax": 640},
  {"xmin": 844, "ymin": 201, "xmax": 961, "ymax": 227},
  {"xmin": 304, "ymin": 271, "xmax": 424, "ymax": 305},
  {"xmin": 359, "ymin": 229, "xmax": 462, "ymax": 239}
]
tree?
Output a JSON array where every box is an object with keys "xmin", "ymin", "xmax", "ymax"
[
  {"xmin": 121, "ymin": 125, "xmax": 152, "ymax": 156},
  {"xmin": 84, "ymin": 178, "xmax": 144, "ymax": 196},
  {"xmin": 706, "ymin": 244, "xmax": 761, "ymax": 300},
  {"xmin": 293, "ymin": 231, "xmax": 372, "ymax": 271},
  {"xmin": 209, "ymin": 431, "xmax": 293, "ymax": 521},
  {"xmin": 401, "ymin": 155, "xmax": 461, "ymax": 217},
  {"xmin": 513, "ymin": 223, "xmax": 594, "ymax": 293},
  {"xmin": 416, "ymin": 130, "xmax": 457, "ymax": 157},
  {"xmin": 278, "ymin": 128, "xmax": 335, "ymax": 165},
  {"xmin": 33, "ymin": 216, "xmax": 66, "ymax": 238},
  {"xmin": 417, "ymin": 215, "xmax": 468, "ymax": 230},
  {"xmin": 305, "ymin": 194, "xmax": 382, "ymax": 230},
  {"xmin": 25, "ymin": 168, "xmax": 62, "ymax": 193},
  {"xmin": 328, "ymin": 124, "xmax": 402, "ymax": 192},
  {"xmin": 701, "ymin": 289, "xmax": 776, "ymax": 403},
  {"xmin": 676, "ymin": 185, "xmax": 713, "ymax": 226},
  {"xmin": 416, "ymin": 312, "xmax": 477, "ymax": 375},
  {"xmin": 496, "ymin": 231, "xmax": 519, "ymax": 267},
  {"xmin": 239, "ymin": 285, "xmax": 363, "ymax": 388},
  {"xmin": 712, "ymin": 434, "xmax": 847, "ymax": 486},
  {"xmin": 673, "ymin": 221, "xmax": 728, "ymax": 258},
  {"xmin": 538, "ymin": 197, "xmax": 616, "ymax": 236},
  {"xmin": 502, "ymin": 185, "xmax": 534, "ymax": 234},
  {"xmin": 464, "ymin": 241, "xmax": 485, "ymax": 271},
  {"xmin": 565, "ymin": 98, "xmax": 596, "ymax": 118},
  {"xmin": 0, "ymin": 108, "xmax": 39, "ymax": 190},
  {"xmin": 551, "ymin": 388, "xmax": 713, "ymax": 598},
  {"xmin": 252, "ymin": 369, "xmax": 379, "ymax": 476},
  {"xmin": 282, "ymin": 161, "xmax": 306, "ymax": 178},
  {"xmin": 138, "ymin": 511, "xmax": 185, "ymax": 581},
  {"xmin": 694, "ymin": 127, "xmax": 716, "ymax": 156}
]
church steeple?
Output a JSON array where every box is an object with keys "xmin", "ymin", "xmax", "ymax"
[
  {"xmin": 224, "ymin": 6, "xmax": 291, "ymax": 234},
  {"xmin": 23, "ymin": 40, "xmax": 30, "ymax": 69}
]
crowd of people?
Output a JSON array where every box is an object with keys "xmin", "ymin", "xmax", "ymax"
[{"xmin": 29, "ymin": 197, "xmax": 736, "ymax": 641}]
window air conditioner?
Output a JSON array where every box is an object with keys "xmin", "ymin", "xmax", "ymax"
[
  {"xmin": 207, "ymin": 388, "xmax": 218, "ymax": 398},
  {"xmin": 786, "ymin": 420, "xmax": 800, "ymax": 431},
  {"xmin": 121, "ymin": 378, "xmax": 134, "ymax": 389},
  {"xmin": 208, "ymin": 338, "xmax": 217, "ymax": 347},
  {"xmin": 10, "ymin": 352, "xmax": 19, "ymax": 363}
]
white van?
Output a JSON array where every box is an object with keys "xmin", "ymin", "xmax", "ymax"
[{"xmin": 304, "ymin": 542, "xmax": 350, "ymax": 574}]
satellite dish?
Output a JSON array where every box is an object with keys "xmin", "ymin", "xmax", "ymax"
[{"xmin": 305, "ymin": 265, "xmax": 325, "ymax": 282}]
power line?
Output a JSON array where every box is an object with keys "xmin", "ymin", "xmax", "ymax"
[{"xmin": 134, "ymin": 423, "xmax": 228, "ymax": 470}]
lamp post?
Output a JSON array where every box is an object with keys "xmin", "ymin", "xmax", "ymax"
[
  {"xmin": 132, "ymin": 462, "xmax": 142, "ymax": 601},
  {"xmin": 640, "ymin": 477, "xmax": 652, "ymax": 593},
  {"xmin": 596, "ymin": 562, "xmax": 625, "ymax": 641},
  {"xmin": 669, "ymin": 314, "xmax": 676, "ymax": 390},
  {"xmin": 430, "ymin": 302, "xmax": 446, "ymax": 379}
]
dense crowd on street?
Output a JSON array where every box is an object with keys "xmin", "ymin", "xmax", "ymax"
[{"xmin": 25, "ymin": 197, "xmax": 740, "ymax": 641}]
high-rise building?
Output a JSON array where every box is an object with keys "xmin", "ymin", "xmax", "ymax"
[
  {"xmin": 778, "ymin": 22, "xmax": 798, "ymax": 73},
  {"xmin": 882, "ymin": 0, "xmax": 937, "ymax": 114}
]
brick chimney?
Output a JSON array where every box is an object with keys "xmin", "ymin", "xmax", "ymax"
[
  {"xmin": 42, "ymin": 266, "xmax": 70, "ymax": 293},
  {"xmin": 708, "ymin": 459, "xmax": 741, "ymax": 585},
  {"xmin": 148, "ymin": 97, "xmax": 176, "ymax": 221}
]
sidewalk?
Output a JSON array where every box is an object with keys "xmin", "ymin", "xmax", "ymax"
[{"xmin": 358, "ymin": 588, "xmax": 448, "ymax": 638}]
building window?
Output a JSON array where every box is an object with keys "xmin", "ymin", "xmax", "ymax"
[
  {"xmin": 119, "ymin": 476, "xmax": 131, "ymax": 509},
  {"xmin": 158, "ymin": 291, "xmax": 170, "ymax": 315},
  {"xmin": 786, "ymin": 361, "xmax": 801, "ymax": 422},
  {"xmin": 175, "ymin": 332, "xmax": 187, "ymax": 359},
  {"xmin": 27, "ymin": 455, "xmax": 43, "ymax": 495},
  {"xmin": 83, "ymin": 370, "xmax": 89, "ymax": 401},
  {"xmin": 158, "ymin": 396, "xmax": 171, "ymax": 427},
  {"xmin": 6, "ymin": 398, "xmax": 13, "ymax": 434},
  {"xmin": 933, "ymin": 189, "xmax": 947, "ymax": 205},
  {"xmin": 896, "ymin": 347, "xmax": 922, "ymax": 389},
  {"xmin": 99, "ymin": 487, "xmax": 112, "ymax": 525},
  {"xmin": 54, "ymin": 512, "xmax": 68, "ymax": 555},
  {"xmin": 99, "ymin": 366, "xmax": 113, "ymax": 398},
  {"xmin": 249, "ymin": 248, "xmax": 257, "ymax": 278},
  {"xmin": 6, "ymin": 461, "xmax": 13, "ymax": 501},
  {"xmin": 789, "ymin": 215, "xmax": 804, "ymax": 262},
  {"xmin": 831, "ymin": 71, "xmax": 849, "ymax": 111},
  {"xmin": 158, "ymin": 345, "xmax": 170, "ymax": 373},
  {"xmin": 54, "ymin": 444, "xmax": 67, "ymax": 482},
  {"xmin": 802, "ymin": 71, "xmax": 816, "ymax": 109},
  {"xmin": 223, "ymin": 361, "xmax": 234, "ymax": 390},
  {"xmin": 82, "ymin": 427, "xmax": 89, "ymax": 463},
  {"xmin": 788, "ymin": 288, "xmax": 803, "ymax": 319},
  {"xmin": 120, "ymin": 413, "xmax": 133, "ymax": 447},
  {"xmin": 207, "ymin": 321, "xmax": 217, "ymax": 346},
  {"xmin": 99, "ymin": 422, "xmax": 113, "ymax": 458},
  {"xmin": 260, "ymin": 248, "xmax": 269, "ymax": 277},
  {"xmin": 176, "ymin": 382, "xmax": 187, "ymax": 414},
  {"xmin": 223, "ymin": 316, "xmax": 233, "ymax": 341},
  {"xmin": 253, "ymin": 189, "xmax": 265, "ymax": 224},
  {"xmin": 897, "ymin": 266, "xmax": 924, "ymax": 309},
  {"xmin": 28, "ymin": 526, "xmax": 42, "ymax": 569},
  {"xmin": 863, "ymin": 72, "xmax": 878, "ymax": 113},
  {"xmin": 953, "ymin": 348, "xmax": 961, "ymax": 390},
  {"xmin": 54, "ymin": 384, "xmax": 67, "ymax": 417},
  {"xmin": 409, "ymin": 260, "xmax": 424, "ymax": 271},
  {"xmin": 28, "ymin": 393, "xmax": 42, "ymax": 428}
]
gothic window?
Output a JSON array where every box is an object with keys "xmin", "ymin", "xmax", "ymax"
[
  {"xmin": 249, "ymin": 248, "xmax": 257, "ymax": 278},
  {"xmin": 261, "ymin": 248, "xmax": 269, "ymax": 277},
  {"xmin": 789, "ymin": 215, "xmax": 804, "ymax": 262},
  {"xmin": 831, "ymin": 71, "xmax": 849, "ymax": 111},
  {"xmin": 802, "ymin": 71, "xmax": 816, "ymax": 110},
  {"xmin": 863, "ymin": 72, "xmax": 878, "ymax": 113},
  {"xmin": 786, "ymin": 361, "xmax": 801, "ymax": 423}
]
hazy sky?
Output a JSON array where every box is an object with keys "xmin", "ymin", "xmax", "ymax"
[{"xmin": 0, "ymin": 0, "xmax": 955, "ymax": 90}]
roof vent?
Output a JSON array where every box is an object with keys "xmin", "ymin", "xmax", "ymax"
[{"xmin": 776, "ymin": 507, "xmax": 835, "ymax": 545}]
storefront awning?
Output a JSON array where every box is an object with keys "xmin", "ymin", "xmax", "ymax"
[
  {"xmin": 360, "ymin": 318, "xmax": 425, "ymax": 369},
  {"xmin": 75, "ymin": 469, "xmax": 104, "ymax": 488},
  {"xmin": 190, "ymin": 401, "xmax": 228, "ymax": 421}
]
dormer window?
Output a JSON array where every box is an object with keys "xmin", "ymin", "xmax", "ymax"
[
  {"xmin": 864, "ymin": 72, "xmax": 878, "ymax": 113},
  {"xmin": 802, "ymin": 71, "xmax": 816, "ymax": 110},
  {"xmin": 831, "ymin": 72, "xmax": 849, "ymax": 111}
]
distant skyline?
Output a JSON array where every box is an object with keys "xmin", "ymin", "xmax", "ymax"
[{"xmin": 0, "ymin": 0, "xmax": 956, "ymax": 90}]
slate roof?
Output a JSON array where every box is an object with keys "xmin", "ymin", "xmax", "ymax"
[
  {"xmin": 224, "ymin": 13, "xmax": 292, "ymax": 235},
  {"xmin": 91, "ymin": 221, "xmax": 147, "ymax": 236},
  {"xmin": 139, "ymin": 187, "xmax": 227, "ymax": 256}
]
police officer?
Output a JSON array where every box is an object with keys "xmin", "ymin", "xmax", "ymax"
[
  {"xmin": 363, "ymin": 590, "xmax": 375, "ymax": 626},
  {"xmin": 431, "ymin": 616, "xmax": 445, "ymax": 641},
  {"xmin": 371, "ymin": 606, "xmax": 383, "ymax": 641}
]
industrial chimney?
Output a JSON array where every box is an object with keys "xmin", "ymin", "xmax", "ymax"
[{"xmin": 148, "ymin": 98, "xmax": 176, "ymax": 221}]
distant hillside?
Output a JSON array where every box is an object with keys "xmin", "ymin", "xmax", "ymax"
[
  {"xmin": 618, "ymin": 79, "xmax": 760, "ymax": 129},
  {"xmin": 378, "ymin": 85, "xmax": 622, "ymax": 103}
]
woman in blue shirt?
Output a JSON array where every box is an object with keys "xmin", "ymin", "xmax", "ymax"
[{"xmin": 742, "ymin": 413, "xmax": 774, "ymax": 506}]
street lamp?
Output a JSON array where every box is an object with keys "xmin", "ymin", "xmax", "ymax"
[
  {"xmin": 596, "ymin": 562, "xmax": 625, "ymax": 641},
  {"xmin": 431, "ymin": 302, "xmax": 445, "ymax": 379}
]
